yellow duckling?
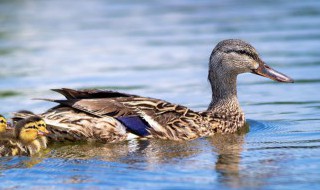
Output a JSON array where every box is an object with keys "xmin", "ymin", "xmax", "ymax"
[
  {"xmin": 11, "ymin": 111, "xmax": 48, "ymax": 149},
  {"xmin": 0, "ymin": 116, "xmax": 49, "ymax": 156},
  {"xmin": 0, "ymin": 114, "xmax": 8, "ymax": 134},
  {"xmin": 0, "ymin": 114, "xmax": 14, "ymax": 138}
]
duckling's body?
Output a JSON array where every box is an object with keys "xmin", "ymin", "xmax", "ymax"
[
  {"xmin": 0, "ymin": 116, "xmax": 49, "ymax": 156},
  {"xmin": 16, "ymin": 39, "xmax": 293, "ymax": 143}
]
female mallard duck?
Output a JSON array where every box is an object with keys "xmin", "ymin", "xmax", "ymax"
[
  {"xmin": 16, "ymin": 39, "xmax": 293, "ymax": 142},
  {"xmin": 0, "ymin": 116, "xmax": 49, "ymax": 156}
]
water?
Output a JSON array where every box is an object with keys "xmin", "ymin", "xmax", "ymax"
[{"xmin": 0, "ymin": 0, "xmax": 320, "ymax": 189}]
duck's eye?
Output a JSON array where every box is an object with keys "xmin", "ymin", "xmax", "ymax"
[
  {"xmin": 236, "ymin": 50, "xmax": 254, "ymax": 58},
  {"xmin": 237, "ymin": 50, "xmax": 247, "ymax": 55},
  {"xmin": 0, "ymin": 120, "xmax": 5, "ymax": 124}
]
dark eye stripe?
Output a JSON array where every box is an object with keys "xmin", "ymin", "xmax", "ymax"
[
  {"xmin": 25, "ymin": 125, "xmax": 37, "ymax": 129},
  {"xmin": 226, "ymin": 49, "xmax": 256, "ymax": 59}
]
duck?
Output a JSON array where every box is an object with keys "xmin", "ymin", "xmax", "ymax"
[
  {"xmin": 15, "ymin": 39, "xmax": 293, "ymax": 143},
  {"xmin": 0, "ymin": 116, "xmax": 49, "ymax": 156}
]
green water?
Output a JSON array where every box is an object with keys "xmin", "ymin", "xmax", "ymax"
[{"xmin": 0, "ymin": 0, "xmax": 320, "ymax": 189}]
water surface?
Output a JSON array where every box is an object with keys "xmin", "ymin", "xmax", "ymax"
[{"xmin": 0, "ymin": 0, "xmax": 320, "ymax": 189}]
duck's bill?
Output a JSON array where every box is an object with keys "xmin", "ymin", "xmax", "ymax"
[{"xmin": 252, "ymin": 62, "xmax": 294, "ymax": 83}]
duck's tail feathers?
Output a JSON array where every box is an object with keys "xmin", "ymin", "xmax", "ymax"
[{"xmin": 51, "ymin": 88, "xmax": 78, "ymax": 99}]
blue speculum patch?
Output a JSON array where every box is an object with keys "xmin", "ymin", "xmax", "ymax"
[{"xmin": 117, "ymin": 116, "xmax": 150, "ymax": 137}]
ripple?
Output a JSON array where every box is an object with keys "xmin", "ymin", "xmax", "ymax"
[{"xmin": 251, "ymin": 101, "xmax": 320, "ymax": 106}]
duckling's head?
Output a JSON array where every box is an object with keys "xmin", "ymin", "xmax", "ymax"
[
  {"xmin": 0, "ymin": 114, "xmax": 7, "ymax": 133},
  {"xmin": 209, "ymin": 39, "xmax": 294, "ymax": 83},
  {"xmin": 35, "ymin": 119, "xmax": 49, "ymax": 135},
  {"xmin": 11, "ymin": 110, "xmax": 35, "ymax": 125},
  {"xmin": 15, "ymin": 116, "xmax": 49, "ymax": 144}
]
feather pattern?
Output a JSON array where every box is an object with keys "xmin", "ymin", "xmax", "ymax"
[
  {"xmin": 37, "ymin": 107, "xmax": 128, "ymax": 143},
  {"xmin": 16, "ymin": 88, "xmax": 245, "ymax": 143}
]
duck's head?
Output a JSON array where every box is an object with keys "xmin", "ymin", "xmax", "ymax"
[
  {"xmin": 209, "ymin": 39, "xmax": 294, "ymax": 83},
  {"xmin": 15, "ymin": 116, "xmax": 49, "ymax": 144},
  {"xmin": 0, "ymin": 114, "xmax": 7, "ymax": 133}
]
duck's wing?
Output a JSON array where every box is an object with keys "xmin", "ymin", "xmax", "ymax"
[
  {"xmin": 43, "ymin": 96, "xmax": 192, "ymax": 120},
  {"xmin": 48, "ymin": 88, "xmax": 202, "ymax": 128},
  {"xmin": 41, "ymin": 95, "xmax": 211, "ymax": 140},
  {"xmin": 44, "ymin": 88, "xmax": 185, "ymax": 118}
]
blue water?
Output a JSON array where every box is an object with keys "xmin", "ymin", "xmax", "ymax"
[{"xmin": 0, "ymin": 0, "xmax": 320, "ymax": 189}]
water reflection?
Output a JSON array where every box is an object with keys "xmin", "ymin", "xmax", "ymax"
[
  {"xmin": 0, "ymin": 120, "xmax": 317, "ymax": 189},
  {"xmin": 39, "ymin": 124, "xmax": 249, "ymax": 187},
  {"xmin": 47, "ymin": 138, "xmax": 202, "ymax": 164},
  {"xmin": 210, "ymin": 124, "xmax": 249, "ymax": 188},
  {"xmin": 0, "ymin": 156, "xmax": 44, "ymax": 170}
]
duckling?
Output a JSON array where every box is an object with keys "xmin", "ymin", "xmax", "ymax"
[
  {"xmin": 0, "ymin": 114, "xmax": 14, "ymax": 139},
  {"xmin": 11, "ymin": 111, "xmax": 48, "ymax": 149},
  {"xmin": 0, "ymin": 116, "xmax": 49, "ymax": 156},
  {"xmin": 0, "ymin": 114, "xmax": 8, "ymax": 134}
]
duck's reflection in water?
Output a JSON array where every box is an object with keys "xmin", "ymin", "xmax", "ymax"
[
  {"xmin": 48, "ymin": 141, "xmax": 132, "ymax": 161},
  {"xmin": 209, "ymin": 122, "xmax": 270, "ymax": 188},
  {"xmin": 210, "ymin": 129, "xmax": 247, "ymax": 188},
  {"xmin": 48, "ymin": 138, "xmax": 202, "ymax": 165}
]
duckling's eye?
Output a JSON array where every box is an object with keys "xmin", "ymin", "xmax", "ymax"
[
  {"xmin": 37, "ymin": 122, "xmax": 46, "ymax": 128},
  {"xmin": 0, "ymin": 120, "xmax": 5, "ymax": 124}
]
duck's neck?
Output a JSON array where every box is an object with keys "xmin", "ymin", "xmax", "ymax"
[{"xmin": 207, "ymin": 72, "xmax": 242, "ymax": 115}]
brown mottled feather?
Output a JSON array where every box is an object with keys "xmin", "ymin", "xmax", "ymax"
[
  {"xmin": 30, "ymin": 89, "xmax": 244, "ymax": 142},
  {"xmin": 40, "ymin": 107, "xmax": 128, "ymax": 143}
]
